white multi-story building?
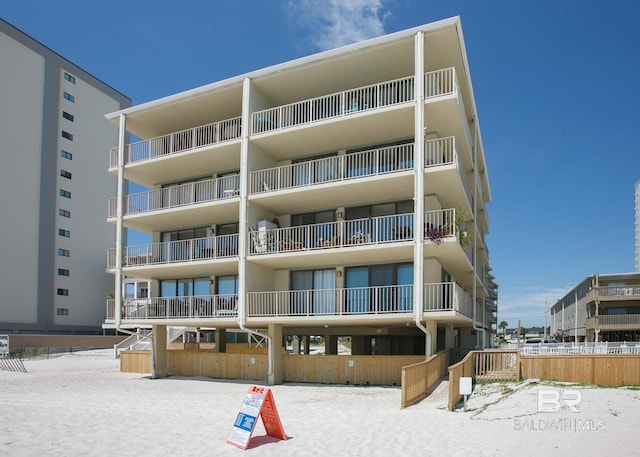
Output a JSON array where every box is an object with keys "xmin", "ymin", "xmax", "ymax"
[
  {"xmin": 105, "ymin": 17, "xmax": 496, "ymax": 383},
  {"xmin": 0, "ymin": 19, "xmax": 130, "ymax": 334}
]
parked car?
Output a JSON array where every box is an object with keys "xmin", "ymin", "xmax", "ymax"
[{"xmin": 524, "ymin": 338, "xmax": 559, "ymax": 344}]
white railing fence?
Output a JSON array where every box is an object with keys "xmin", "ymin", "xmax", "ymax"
[
  {"xmin": 114, "ymin": 295, "xmax": 238, "ymax": 319},
  {"xmin": 251, "ymin": 143, "xmax": 414, "ymax": 194},
  {"xmin": 423, "ymin": 282, "xmax": 473, "ymax": 318},
  {"xmin": 251, "ymin": 76, "xmax": 414, "ymax": 134},
  {"xmin": 424, "ymin": 208, "xmax": 456, "ymax": 243},
  {"xmin": 109, "ymin": 116, "xmax": 242, "ymax": 167},
  {"xmin": 424, "ymin": 136, "xmax": 456, "ymax": 167},
  {"xmin": 513, "ymin": 341, "xmax": 640, "ymax": 355},
  {"xmin": 107, "ymin": 234, "xmax": 239, "ymax": 268},
  {"xmin": 108, "ymin": 174, "xmax": 239, "ymax": 218}
]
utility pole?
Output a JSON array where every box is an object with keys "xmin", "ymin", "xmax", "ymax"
[{"xmin": 544, "ymin": 298, "xmax": 548, "ymax": 339}]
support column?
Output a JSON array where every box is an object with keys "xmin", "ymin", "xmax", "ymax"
[
  {"xmin": 325, "ymin": 335, "xmax": 338, "ymax": 355},
  {"xmin": 151, "ymin": 325, "xmax": 168, "ymax": 379},
  {"xmin": 303, "ymin": 335, "xmax": 310, "ymax": 355},
  {"xmin": 214, "ymin": 328, "xmax": 227, "ymax": 352},
  {"xmin": 425, "ymin": 320, "xmax": 437, "ymax": 356},
  {"xmin": 268, "ymin": 324, "xmax": 283, "ymax": 385}
]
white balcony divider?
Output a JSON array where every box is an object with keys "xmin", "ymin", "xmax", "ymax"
[
  {"xmin": 423, "ymin": 282, "xmax": 472, "ymax": 318},
  {"xmin": 248, "ymin": 213, "xmax": 414, "ymax": 255},
  {"xmin": 114, "ymin": 294, "xmax": 238, "ymax": 319},
  {"xmin": 424, "ymin": 68, "xmax": 456, "ymax": 98},
  {"xmin": 247, "ymin": 285, "xmax": 414, "ymax": 318},
  {"xmin": 107, "ymin": 234, "xmax": 238, "ymax": 268},
  {"xmin": 251, "ymin": 143, "xmax": 414, "ymax": 194},
  {"xmin": 251, "ymin": 76, "xmax": 415, "ymax": 134},
  {"xmin": 108, "ymin": 174, "xmax": 239, "ymax": 218},
  {"xmin": 106, "ymin": 298, "xmax": 115, "ymax": 320},
  {"xmin": 424, "ymin": 136, "xmax": 456, "ymax": 167},
  {"xmin": 424, "ymin": 208, "xmax": 456, "ymax": 243},
  {"xmin": 109, "ymin": 116, "xmax": 242, "ymax": 167}
]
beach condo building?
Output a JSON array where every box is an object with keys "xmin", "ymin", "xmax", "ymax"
[
  {"xmin": 551, "ymin": 273, "xmax": 640, "ymax": 343},
  {"xmin": 105, "ymin": 16, "xmax": 497, "ymax": 383},
  {"xmin": 0, "ymin": 19, "xmax": 130, "ymax": 335}
]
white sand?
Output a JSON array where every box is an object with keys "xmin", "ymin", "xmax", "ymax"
[{"xmin": 1, "ymin": 350, "xmax": 639, "ymax": 456}]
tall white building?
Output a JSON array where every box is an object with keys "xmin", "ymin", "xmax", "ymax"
[
  {"xmin": 106, "ymin": 17, "xmax": 497, "ymax": 383},
  {"xmin": 0, "ymin": 19, "xmax": 130, "ymax": 334}
]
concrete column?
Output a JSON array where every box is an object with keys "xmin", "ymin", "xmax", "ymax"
[
  {"xmin": 292, "ymin": 335, "xmax": 300, "ymax": 354},
  {"xmin": 425, "ymin": 320, "xmax": 437, "ymax": 356},
  {"xmin": 325, "ymin": 335, "xmax": 338, "ymax": 355},
  {"xmin": 268, "ymin": 324, "xmax": 283, "ymax": 385},
  {"xmin": 214, "ymin": 328, "xmax": 227, "ymax": 352},
  {"xmin": 445, "ymin": 324, "xmax": 454, "ymax": 350},
  {"xmin": 151, "ymin": 325, "xmax": 168, "ymax": 379},
  {"xmin": 303, "ymin": 335, "xmax": 310, "ymax": 355}
]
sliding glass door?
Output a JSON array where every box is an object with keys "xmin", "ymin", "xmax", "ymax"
[{"xmin": 291, "ymin": 269, "xmax": 336, "ymax": 315}]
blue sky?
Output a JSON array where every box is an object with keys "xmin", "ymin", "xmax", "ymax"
[{"xmin": 3, "ymin": 0, "xmax": 639, "ymax": 328}]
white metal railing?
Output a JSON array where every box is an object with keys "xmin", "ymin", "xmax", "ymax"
[
  {"xmin": 586, "ymin": 314, "xmax": 640, "ymax": 327},
  {"xmin": 424, "ymin": 136, "xmax": 455, "ymax": 167},
  {"xmin": 109, "ymin": 117, "xmax": 242, "ymax": 167},
  {"xmin": 423, "ymin": 282, "xmax": 472, "ymax": 318},
  {"xmin": 251, "ymin": 143, "xmax": 414, "ymax": 194},
  {"xmin": 108, "ymin": 174, "xmax": 239, "ymax": 218},
  {"xmin": 424, "ymin": 208, "xmax": 456, "ymax": 243},
  {"xmin": 107, "ymin": 234, "xmax": 238, "ymax": 268},
  {"xmin": 424, "ymin": 68, "xmax": 456, "ymax": 99},
  {"xmin": 596, "ymin": 285, "xmax": 640, "ymax": 298},
  {"xmin": 247, "ymin": 285, "xmax": 414, "ymax": 317},
  {"xmin": 248, "ymin": 213, "xmax": 414, "ymax": 255},
  {"xmin": 111, "ymin": 295, "xmax": 238, "ymax": 319},
  {"xmin": 251, "ymin": 76, "xmax": 414, "ymax": 134},
  {"xmin": 512, "ymin": 341, "xmax": 640, "ymax": 355}
]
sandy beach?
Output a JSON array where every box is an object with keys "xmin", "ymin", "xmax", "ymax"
[{"xmin": 1, "ymin": 350, "xmax": 639, "ymax": 457}]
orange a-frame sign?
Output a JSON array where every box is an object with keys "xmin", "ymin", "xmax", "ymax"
[{"xmin": 227, "ymin": 385, "xmax": 287, "ymax": 450}]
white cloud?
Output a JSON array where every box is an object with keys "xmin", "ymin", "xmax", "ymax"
[
  {"xmin": 286, "ymin": 0, "xmax": 390, "ymax": 51},
  {"xmin": 497, "ymin": 285, "xmax": 573, "ymax": 328}
]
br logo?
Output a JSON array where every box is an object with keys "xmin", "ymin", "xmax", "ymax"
[{"xmin": 537, "ymin": 388, "xmax": 582, "ymax": 413}]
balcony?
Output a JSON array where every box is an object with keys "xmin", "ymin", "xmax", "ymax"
[
  {"xmin": 106, "ymin": 295, "xmax": 238, "ymax": 322},
  {"xmin": 423, "ymin": 282, "xmax": 473, "ymax": 319},
  {"xmin": 586, "ymin": 314, "xmax": 640, "ymax": 331},
  {"xmin": 249, "ymin": 143, "xmax": 414, "ymax": 213},
  {"xmin": 423, "ymin": 136, "xmax": 471, "ymax": 212},
  {"xmin": 107, "ymin": 174, "xmax": 240, "ymax": 232},
  {"xmin": 248, "ymin": 213, "xmax": 414, "ymax": 269},
  {"xmin": 423, "ymin": 68, "xmax": 473, "ymax": 170},
  {"xmin": 109, "ymin": 117, "xmax": 242, "ymax": 187},
  {"xmin": 596, "ymin": 285, "xmax": 640, "ymax": 300},
  {"xmin": 107, "ymin": 235, "xmax": 238, "ymax": 278},
  {"xmin": 250, "ymin": 76, "xmax": 415, "ymax": 158}
]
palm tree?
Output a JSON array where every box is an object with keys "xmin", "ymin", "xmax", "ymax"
[{"xmin": 499, "ymin": 320, "xmax": 508, "ymax": 336}]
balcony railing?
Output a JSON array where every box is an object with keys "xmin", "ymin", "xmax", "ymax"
[
  {"xmin": 424, "ymin": 136, "xmax": 471, "ymax": 204},
  {"xmin": 424, "ymin": 208, "xmax": 457, "ymax": 243},
  {"xmin": 423, "ymin": 282, "xmax": 472, "ymax": 318},
  {"xmin": 107, "ymin": 295, "xmax": 238, "ymax": 320},
  {"xmin": 249, "ymin": 213, "xmax": 414, "ymax": 255},
  {"xmin": 596, "ymin": 285, "xmax": 640, "ymax": 298},
  {"xmin": 107, "ymin": 235, "xmax": 238, "ymax": 268},
  {"xmin": 108, "ymin": 174, "xmax": 239, "ymax": 218},
  {"xmin": 247, "ymin": 285, "xmax": 414, "ymax": 317},
  {"xmin": 251, "ymin": 76, "xmax": 415, "ymax": 135},
  {"xmin": 250, "ymin": 143, "xmax": 414, "ymax": 194},
  {"xmin": 109, "ymin": 116, "xmax": 242, "ymax": 167},
  {"xmin": 586, "ymin": 314, "xmax": 640, "ymax": 329}
]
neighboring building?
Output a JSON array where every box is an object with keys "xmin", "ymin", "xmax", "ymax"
[
  {"xmin": 550, "ymin": 273, "xmax": 640, "ymax": 342},
  {"xmin": 0, "ymin": 20, "xmax": 130, "ymax": 334},
  {"xmin": 105, "ymin": 17, "xmax": 496, "ymax": 383},
  {"xmin": 636, "ymin": 179, "xmax": 640, "ymax": 272}
]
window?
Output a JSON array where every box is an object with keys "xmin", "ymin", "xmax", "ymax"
[
  {"xmin": 60, "ymin": 189, "xmax": 71, "ymax": 199},
  {"xmin": 345, "ymin": 263, "xmax": 413, "ymax": 313},
  {"xmin": 64, "ymin": 72, "xmax": 76, "ymax": 84},
  {"xmin": 63, "ymin": 92, "xmax": 75, "ymax": 102},
  {"xmin": 58, "ymin": 268, "xmax": 70, "ymax": 276},
  {"xmin": 59, "ymin": 209, "xmax": 70, "ymax": 218},
  {"xmin": 62, "ymin": 111, "xmax": 74, "ymax": 122},
  {"xmin": 61, "ymin": 131, "xmax": 73, "ymax": 141},
  {"xmin": 60, "ymin": 170, "xmax": 72, "ymax": 179},
  {"xmin": 57, "ymin": 288, "xmax": 69, "ymax": 296},
  {"xmin": 58, "ymin": 229, "xmax": 70, "ymax": 237},
  {"xmin": 61, "ymin": 150, "xmax": 72, "ymax": 160},
  {"xmin": 58, "ymin": 248, "xmax": 70, "ymax": 257},
  {"xmin": 291, "ymin": 269, "xmax": 336, "ymax": 314},
  {"xmin": 56, "ymin": 308, "xmax": 69, "ymax": 315}
]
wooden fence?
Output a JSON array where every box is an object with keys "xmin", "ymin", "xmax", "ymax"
[
  {"xmin": 400, "ymin": 351, "xmax": 448, "ymax": 409},
  {"xmin": 521, "ymin": 354, "xmax": 640, "ymax": 386},
  {"xmin": 121, "ymin": 350, "xmax": 422, "ymax": 386},
  {"xmin": 448, "ymin": 350, "xmax": 519, "ymax": 411}
]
